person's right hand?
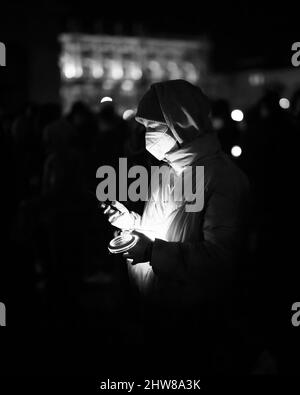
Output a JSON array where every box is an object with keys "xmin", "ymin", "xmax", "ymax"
[{"xmin": 101, "ymin": 201, "xmax": 135, "ymax": 230}]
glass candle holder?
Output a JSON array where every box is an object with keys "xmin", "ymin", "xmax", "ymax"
[{"xmin": 108, "ymin": 231, "xmax": 138, "ymax": 254}]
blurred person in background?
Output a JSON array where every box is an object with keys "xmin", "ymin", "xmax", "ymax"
[
  {"xmin": 95, "ymin": 101, "xmax": 129, "ymax": 166},
  {"xmin": 211, "ymin": 98, "xmax": 240, "ymax": 155},
  {"xmin": 240, "ymin": 88, "xmax": 298, "ymax": 374},
  {"xmin": 291, "ymin": 88, "xmax": 300, "ymax": 127}
]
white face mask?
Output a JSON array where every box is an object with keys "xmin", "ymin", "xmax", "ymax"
[{"xmin": 145, "ymin": 127, "xmax": 177, "ymax": 161}]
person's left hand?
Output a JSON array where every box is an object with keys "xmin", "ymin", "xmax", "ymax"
[{"xmin": 123, "ymin": 231, "xmax": 153, "ymax": 264}]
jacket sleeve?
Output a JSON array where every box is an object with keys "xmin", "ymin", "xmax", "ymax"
[{"xmin": 150, "ymin": 189, "xmax": 247, "ymax": 295}]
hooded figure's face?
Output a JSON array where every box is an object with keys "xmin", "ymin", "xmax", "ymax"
[{"xmin": 137, "ymin": 118, "xmax": 177, "ymax": 161}]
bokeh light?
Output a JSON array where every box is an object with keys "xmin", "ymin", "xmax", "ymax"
[
  {"xmin": 100, "ymin": 96, "xmax": 113, "ymax": 103},
  {"xmin": 231, "ymin": 109, "xmax": 244, "ymax": 122},
  {"xmin": 121, "ymin": 80, "xmax": 134, "ymax": 92},
  {"xmin": 123, "ymin": 109, "xmax": 135, "ymax": 120},
  {"xmin": 231, "ymin": 145, "xmax": 242, "ymax": 157},
  {"xmin": 279, "ymin": 98, "xmax": 290, "ymax": 109}
]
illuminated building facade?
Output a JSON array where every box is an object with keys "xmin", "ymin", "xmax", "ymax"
[{"xmin": 59, "ymin": 34, "xmax": 210, "ymax": 114}]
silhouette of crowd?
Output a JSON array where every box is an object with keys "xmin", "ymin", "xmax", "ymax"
[{"xmin": 0, "ymin": 86, "xmax": 299, "ymax": 374}]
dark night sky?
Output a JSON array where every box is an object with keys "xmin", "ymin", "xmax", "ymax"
[
  {"xmin": 0, "ymin": 0, "xmax": 298, "ymax": 70},
  {"xmin": 0, "ymin": 0, "xmax": 298, "ymax": 108}
]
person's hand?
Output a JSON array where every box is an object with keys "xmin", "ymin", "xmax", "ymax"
[
  {"xmin": 101, "ymin": 201, "xmax": 135, "ymax": 230},
  {"xmin": 123, "ymin": 231, "xmax": 153, "ymax": 264}
]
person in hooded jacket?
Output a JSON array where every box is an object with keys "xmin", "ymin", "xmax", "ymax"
[{"xmin": 102, "ymin": 80, "xmax": 258, "ymax": 374}]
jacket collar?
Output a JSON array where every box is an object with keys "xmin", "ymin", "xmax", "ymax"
[{"xmin": 164, "ymin": 132, "xmax": 221, "ymax": 174}]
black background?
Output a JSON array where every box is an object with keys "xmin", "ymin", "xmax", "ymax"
[{"xmin": 0, "ymin": 0, "xmax": 299, "ymax": 386}]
